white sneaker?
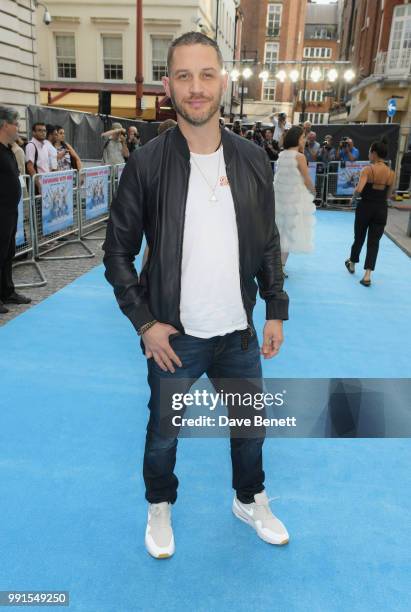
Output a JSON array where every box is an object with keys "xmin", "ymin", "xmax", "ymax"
[
  {"xmin": 145, "ymin": 502, "xmax": 175, "ymax": 559},
  {"xmin": 232, "ymin": 490, "xmax": 289, "ymax": 545}
]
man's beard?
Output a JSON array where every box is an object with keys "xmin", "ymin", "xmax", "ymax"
[{"xmin": 169, "ymin": 84, "xmax": 223, "ymax": 127}]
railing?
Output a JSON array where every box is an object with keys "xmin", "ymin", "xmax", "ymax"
[{"xmin": 374, "ymin": 50, "xmax": 411, "ymax": 78}]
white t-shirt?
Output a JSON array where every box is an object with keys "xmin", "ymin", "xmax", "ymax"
[{"xmin": 179, "ymin": 146, "xmax": 248, "ymax": 338}]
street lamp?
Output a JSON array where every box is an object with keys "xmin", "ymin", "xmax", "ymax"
[
  {"xmin": 344, "ymin": 69, "xmax": 355, "ymax": 82},
  {"xmin": 240, "ymin": 67, "xmax": 252, "ymax": 119},
  {"xmin": 328, "ymin": 69, "xmax": 338, "ymax": 83},
  {"xmin": 290, "ymin": 69, "xmax": 299, "ymax": 83}
]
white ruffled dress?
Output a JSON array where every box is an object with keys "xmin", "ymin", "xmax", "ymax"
[{"xmin": 274, "ymin": 149, "xmax": 316, "ymax": 253}]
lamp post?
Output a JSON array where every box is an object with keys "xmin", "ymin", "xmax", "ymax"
[{"xmin": 135, "ymin": 0, "xmax": 144, "ymax": 117}]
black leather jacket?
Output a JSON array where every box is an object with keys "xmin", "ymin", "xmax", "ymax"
[{"xmin": 103, "ymin": 124, "xmax": 289, "ymax": 335}]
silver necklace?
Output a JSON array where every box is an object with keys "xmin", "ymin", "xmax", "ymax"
[{"xmin": 190, "ymin": 144, "xmax": 222, "ymax": 203}]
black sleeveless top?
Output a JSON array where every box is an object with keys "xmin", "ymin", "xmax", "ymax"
[{"xmin": 361, "ymin": 164, "xmax": 390, "ymax": 204}]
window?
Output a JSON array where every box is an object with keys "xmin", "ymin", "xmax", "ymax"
[
  {"xmin": 299, "ymin": 90, "xmax": 324, "ymax": 102},
  {"xmin": 56, "ymin": 34, "xmax": 76, "ymax": 78},
  {"xmin": 387, "ymin": 4, "xmax": 411, "ymax": 72},
  {"xmin": 305, "ymin": 24, "xmax": 337, "ymax": 39},
  {"xmin": 152, "ymin": 37, "xmax": 171, "ymax": 81},
  {"xmin": 102, "ymin": 35, "xmax": 123, "ymax": 80},
  {"xmin": 262, "ymin": 79, "xmax": 276, "ymax": 101},
  {"xmin": 307, "ymin": 112, "xmax": 327, "ymax": 124},
  {"xmin": 266, "ymin": 4, "xmax": 282, "ymax": 36},
  {"xmin": 303, "ymin": 47, "xmax": 332, "ymax": 59},
  {"xmin": 264, "ymin": 42, "xmax": 279, "ymax": 71}
]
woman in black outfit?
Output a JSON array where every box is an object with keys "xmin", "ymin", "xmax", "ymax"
[{"xmin": 345, "ymin": 139, "xmax": 395, "ymax": 286}]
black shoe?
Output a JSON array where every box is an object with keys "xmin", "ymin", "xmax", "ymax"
[
  {"xmin": 3, "ymin": 292, "xmax": 32, "ymax": 304},
  {"xmin": 360, "ymin": 278, "xmax": 371, "ymax": 287},
  {"xmin": 345, "ymin": 259, "xmax": 355, "ymax": 274},
  {"xmin": 0, "ymin": 301, "xmax": 9, "ymax": 314}
]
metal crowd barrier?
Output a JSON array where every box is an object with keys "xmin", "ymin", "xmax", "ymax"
[
  {"xmin": 13, "ymin": 175, "xmax": 47, "ymax": 288},
  {"xmin": 325, "ymin": 160, "xmax": 392, "ymax": 209},
  {"xmin": 78, "ymin": 165, "xmax": 113, "ymax": 240},
  {"xmin": 113, "ymin": 162, "xmax": 126, "ymax": 196},
  {"xmin": 31, "ymin": 170, "xmax": 94, "ymax": 260}
]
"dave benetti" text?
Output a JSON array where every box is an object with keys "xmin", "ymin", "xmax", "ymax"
[{"xmin": 171, "ymin": 415, "xmax": 297, "ymax": 427}]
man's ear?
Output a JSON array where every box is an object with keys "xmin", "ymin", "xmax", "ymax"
[{"xmin": 162, "ymin": 76, "xmax": 170, "ymax": 98}]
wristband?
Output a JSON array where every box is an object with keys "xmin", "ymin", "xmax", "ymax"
[{"xmin": 138, "ymin": 319, "xmax": 157, "ymax": 336}]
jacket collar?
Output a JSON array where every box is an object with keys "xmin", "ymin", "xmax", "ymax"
[{"xmin": 170, "ymin": 122, "xmax": 235, "ymax": 166}]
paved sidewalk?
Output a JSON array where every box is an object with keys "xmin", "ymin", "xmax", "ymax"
[
  {"xmin": 0, "ymin": 228, "xmax": 105, "ymax": 326},
  {"xmin": 385, "ymin": 201, "xmax": 411, "ymax": 257}
]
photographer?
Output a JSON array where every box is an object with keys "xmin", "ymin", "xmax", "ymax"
[
  {"xmin": 102, "ymin": 122, "xmax": 129, "ymax": 164},
  {"xmin": 336, "ymin": 137, "xmax": 360, "ymax": 162},
  {"xmin": 263, "ymin": 128, "xmax": 280, "ymax": 162},
  {"xmin": 126, "ymin": 126, "xmax": 141, "ymax": 157},
  {"xmin": 319, "ymin": 135, "xmax": 336, "ymax": 165},
  {"xmin": 304, "ymin": 131, "xmax": 320, "ymax": 162},
  {"xmin": 253, "ymin": 121, "xmax": 265, "ymax": 147},
  {"xmin": 232, "ymin": 119, "xmax": 242, "ymax": 136},
  {"xmin": 269, "ymin": 110, "xmax": 291, "ymax": 149}
]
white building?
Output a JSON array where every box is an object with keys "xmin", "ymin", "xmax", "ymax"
[
  {"xmin": 0, "ymin": 0, "xmax": 40, "ymax": 132},
  {"xmin": 35, "ymin": 0, "xmax": 238, "ymax": 119}
]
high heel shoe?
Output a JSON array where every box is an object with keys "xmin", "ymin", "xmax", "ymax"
[
  {"xmin": 345, "ymin": 259, "xmax": 355, "ymax": 274},
  {"xmin": 360, "ymin": 278, "xmax": 371, "ymax": 287}
]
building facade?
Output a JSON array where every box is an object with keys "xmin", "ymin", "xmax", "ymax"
[
  {"xmin": 239, "ymin": 0, "xmax": 307, "ymax": 122},
  {"xmin": 293, "ymin": 1, "xmax": 339, "ymax": 125},
  {"xmin": 338, "ymin": 0, "xmax": 411, "ymax": 162},
  {"xmin": 0, "ymin": 0, "xmax": 40, "ymax": 132},
  {"xmin": 36, "ymin": 0, "xmax": 239, "ymax": 119}
]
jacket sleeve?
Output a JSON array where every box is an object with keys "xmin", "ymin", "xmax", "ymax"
[
  {"xmin": 255, "ymin": 155, "xmax": 289, "ymax": 321},
  {"xmin": 102, "ymin": 155, "xmax": 154, "ymax": 333}
]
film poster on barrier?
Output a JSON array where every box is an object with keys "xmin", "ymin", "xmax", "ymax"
[
  {"xmin": 336, "ymin": 161, "xmax": 369, "ymax": 196},
  {"xmin": 41, "ymin": 171, "xmax": 74, "ymax": 236},
  {"xmin": 85, "ymin": 166, "xmax": 110, "ymax": 220},
  {"xmin": 15, "ymin": 176, "xmax": 25, "ymax": 247}
]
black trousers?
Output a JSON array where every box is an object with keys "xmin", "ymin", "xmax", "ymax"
[
  {"xmin": 0, "ymin": 208, "xmax": 17, "ymax": 300},
  {"xmin": 350, "ymin": 201, "xmax": 387, "ymax": 271}
]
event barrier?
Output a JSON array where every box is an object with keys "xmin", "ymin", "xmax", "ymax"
[
  {"xmin": 13, "ymin": 175, "xmax": 47, "ymax": 289},
  {"xmin": 325, "ymin": 160, "xmax": 392, "ymax": 209},
  {"xmin": 31, "ymin": 170, "xmax": 94, "ymax": 261},
  {"xmin": 78, "ymin": 165, "xmax": 112, "ymax": 240},
  {"xmin": 113, "ymin": 163, "xmax": 126, "ymax": 196}
]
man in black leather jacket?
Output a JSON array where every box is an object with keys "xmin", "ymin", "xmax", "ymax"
[{"xmin": 103, "ymin": 32, "xmax": 290, "ymax": 559}]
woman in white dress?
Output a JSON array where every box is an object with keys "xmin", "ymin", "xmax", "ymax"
[{"xmin": 274, "ymin": 125, "xmax": 316, "ymax": 277}]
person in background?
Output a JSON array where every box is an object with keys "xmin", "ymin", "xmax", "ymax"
[
  {"xmin": 126, "ymin": 126, "xmax": 141, "ymax": 156},
  {"xmin": 45, "ymin": 125, "xmax": 58, "ymax": 171},
  {"xmin": 336, "ymin": 137, "xmax": 360, "ymax": 162},
  {"xmin": 54, "ymin": 126, "xmax": 81, "ymax": 171},
  {"xmin": 303, "ymin": 121, "xmax": 312, "ymax": 138},
  {"xmin": 269, "ymin": 111, "xmax": 291, "ymax": 149},
  {"xmin": 263, "ymin": 128, "xmax": 280, "ymax": 162},
  {"xmin": 102, "ymin": 122, "xmax": 129, "ymax": 164},
  {"xmin": 319, "ymin": 135, "xmax": 336, "ymax": 165},
  {"xmin": 12, "ymin": 136, "xmax": 25, "ymax": 176},
  {"xmin": 0, "ymin": 107, "xmax": 31, "ymax": 315},
  {"xmin": 304, "ymin": 131, "xmax": 320, "ymax": 162},
  {"xmin": 157, "ymin": 119, "xmax": 177, "ymax": 135},
  {"xmin": 252, "ymin": 121, "xmax": 265, "ymax": 147},
  {"xmin": 25, "ymin": 122, "xmax": 53, "ymax": 178},
  {"xmin": 274, "ymin": 126, "xmax": 316, "ymax": 278},
  {"xmin": 345, "ymin": 138, "xmax": 394, "ymax": 286}
]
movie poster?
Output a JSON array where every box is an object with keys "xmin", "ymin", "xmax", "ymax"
[
  {"xmin": 336, "ymin": 162, "xmax": 369, "ymax": 196},
  {"xmin": 41, "ymin": 171, "xmax": 74, "ymax": 236},
  {"xmin": 15, "ymin": 178, "xmax": 25, "ymax": 247},
  {"xmin": 85, "ymin": 166, "xmax": 110, "ymax": 220}
]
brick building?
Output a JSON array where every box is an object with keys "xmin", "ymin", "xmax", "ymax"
[
  {"xmin": 239, "ymin": 0, "xmax": 307, "ymax": 121},
  {"xmin": 337, "ymin": 0, "xmax": 411, "ymax": 164},
  {"xmin": 293, "ymin": 1, "xmax": 339, "ymax": 125}
]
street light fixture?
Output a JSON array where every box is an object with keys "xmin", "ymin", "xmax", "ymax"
[
  {"xmin": 230, "ymin": 68, "xmax": 240, "ymax": 82},
  {"xmin": 276, "ymin": 69, "xmax": 287, "ymax": 82},
  {"xmin": 310, "ymin": 67, "xmax": 322, "ymax": 82},
  {"xmin": 344, "ymin": 69, "xmax": 355, "ymax": 82},
  {"xmin": 259, "ymin": 70, "xmax": 269, "ymax": 82},
  {"xmin": 328, "ymin": 68, "xmax": 338, "ymax": 82},
  {"xmin": 242, "ymin": 67, "xmax": 253, "ymax": 79},
  {"xmin": 290, "ymin": 69, "xmax": 299, "ymax": 83}
]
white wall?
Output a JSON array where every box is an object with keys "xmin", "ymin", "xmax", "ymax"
[{"xmin": 0, "ymin": 0, "xmax": 39, "ymax": 132}]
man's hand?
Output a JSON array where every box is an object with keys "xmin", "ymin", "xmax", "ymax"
[
  {"xmin": 261, "ymin": 320, "xmax": 284, "ymax": 359},
  {"xmin": 142, "ymin": 322, "xmax": 183, "ymax": 373}
]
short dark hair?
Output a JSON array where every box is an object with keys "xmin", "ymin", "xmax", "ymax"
[
  {"xmin": 55, "ymin": 125, "xmax": 64, "ymax": 132},
  {"xmin": 283, "ymin": 126, "xmax": 304, "ymax": 149},
  {"xmin": 167, "ymin": 31, "xmax": 224, "ymax": 74},
  {"xmin": 32, "ymin": 122, "xmax": 46, "ymax": 132},
  {"xmin": 370, "ymin": 138, "xmax": 388, "ymax": 159},
  {"xmin": 46, "ymin": 124, "xmax": 57, "ymax": 138}
]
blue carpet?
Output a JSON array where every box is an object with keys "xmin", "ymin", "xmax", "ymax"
[{"xmin": 0, "ymin": 211, "xmax": 410, "ymax": 611}]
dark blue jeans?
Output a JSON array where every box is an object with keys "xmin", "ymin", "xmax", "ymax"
[{"xmin": 143, "ymin": 329, "xmax": 265, "ymax": 504}]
